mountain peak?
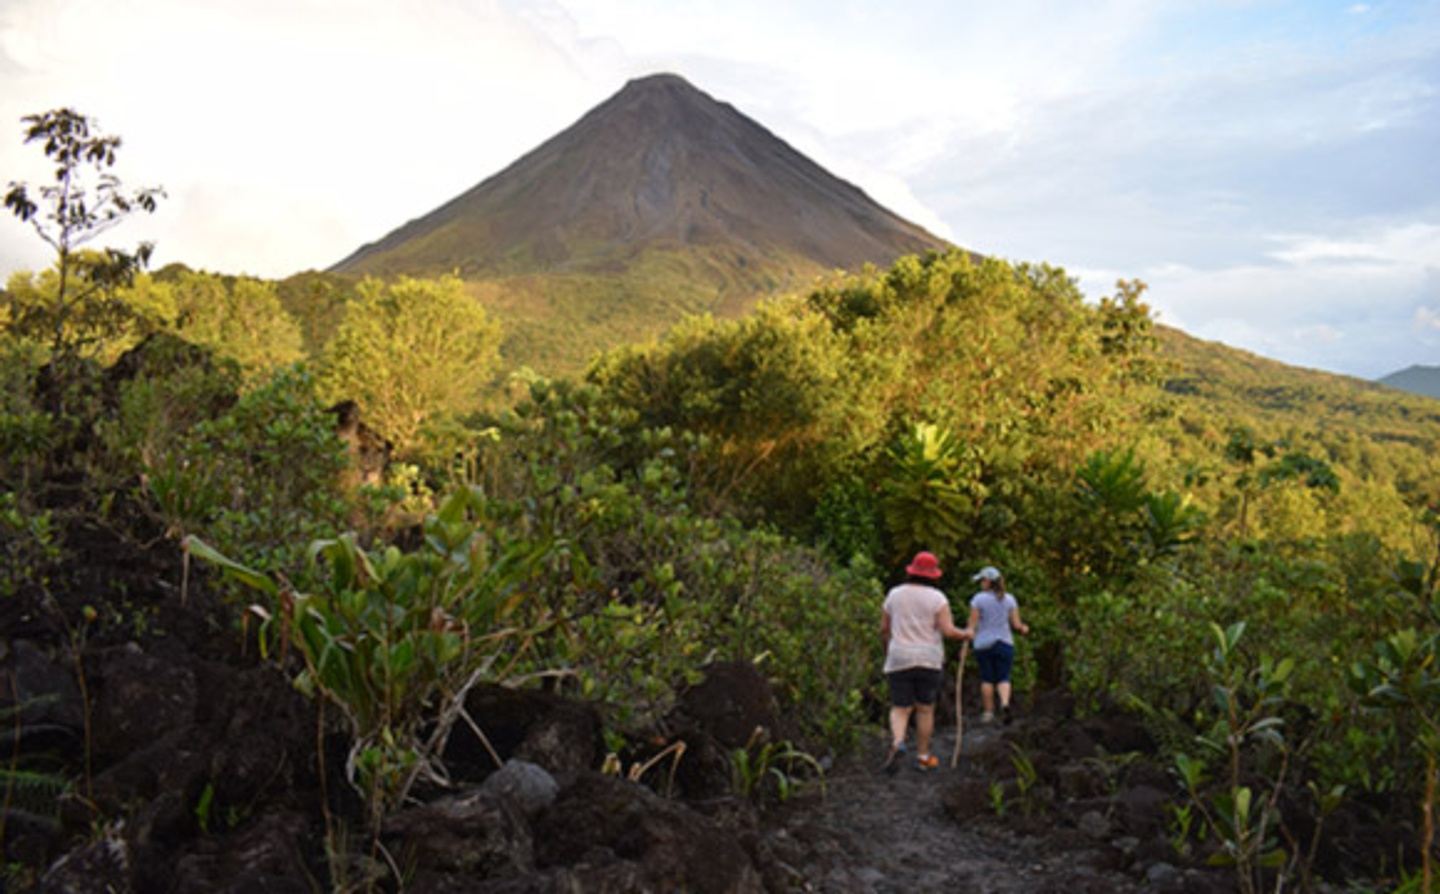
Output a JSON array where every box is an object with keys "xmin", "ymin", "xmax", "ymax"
[
  {"xmin": 330, "ymin": 74, "xmax": 951, "ymax": 372},
  {"xmin": 619, "ymin": 72, "xmax": 696, "ymax": 92},
  {"xmin": 334, "ymin": 73, "xmax": 947, "ymax": 280}
]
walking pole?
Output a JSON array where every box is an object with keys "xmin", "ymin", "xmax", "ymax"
[{"xmin": 950, "ymin": 640, "xmax": 969, "ymax": 769}]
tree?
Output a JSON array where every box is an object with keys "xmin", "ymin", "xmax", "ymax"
[
  {"xmin": 167, "ymin": 271, "xmax": 304, "ymax": 385},
  {"xmin": 317, "ymin": 275, "xmax": 502, "ymax": 453},
  {"xmin": 3, "ymin": 109, "xmax": 163, "ymax": 366}
]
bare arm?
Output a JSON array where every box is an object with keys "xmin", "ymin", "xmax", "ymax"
[
  {"xmin": 881, "ymin": 609, "xmax": 892, "ymax": 643},
  {"xmin": 966, "ymin": 605, "xmax": 980, "ymax": 639},
  {"xmin": 934, "ymin": 605, "xmax": 972, "ymax": 641},
  {"xmin": 1009, "ymin": 605, "xmax": 1030, "ymax": 636}
]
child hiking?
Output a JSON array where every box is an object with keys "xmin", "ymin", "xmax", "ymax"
[
  {"xmin": 967, "ymin": 565, "xmax": 1029, "ymax": 724},
  {"xmin": 880, "ymin": 551, "xmax": 972, "ymax": 773}
]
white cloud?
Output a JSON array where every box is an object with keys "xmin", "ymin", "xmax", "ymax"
[
  {"xmin": 1268, "ymin": 224, "xmax": 1440, "ymax": 267},
  {"xmin": 1135, "ymin": 221, "xmax": 1440, "ymax": 377},
  {"xmin": 1416, "ymin": 306, "xmax": 1440, "ymax": 332},
  {"xmin": 0, "ymin": 0, "xmax": 604, "ymax": 277}
]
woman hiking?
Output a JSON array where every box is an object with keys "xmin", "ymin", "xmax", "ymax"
[
  {"xmin": 880, "ymin": 551, "xmax": 972, "ymax": 773},
  {"xmin": 966, "ymin": 565, "xmax": 1029, "ymax": 724}
]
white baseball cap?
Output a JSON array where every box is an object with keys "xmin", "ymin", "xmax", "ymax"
[{"xmin": 972, "ymin": 566, "xmax": 1001, "ymax": 582}]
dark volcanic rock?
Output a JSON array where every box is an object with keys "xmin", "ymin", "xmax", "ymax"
[
  {"xmin": 92, "ymin": 643, "xmax": 198, "ymax": 763},
  {"xmin": 941, "ymin": 777, "xmax": 993, "ymax": 823},
  {"xmin": 0, "ymin": 640, "xmax": 84, "ymax": 757},
  {"xmin": 171, "ymin": 810, "xmax": 316, "ymax": 894},
  {"xmin": 1080, "ymin": 713, "xmax": 1153, "ymax": 755},
  {"xmin": 1114, "ymin": 784, "xmax": 1170, "ymax": 837},
  {"xmin": 480, "ymin": 759, "xmax": 560, "ymax": 819},
  {"xmin": 533, "ymin": 771, "xmax": 761, "ymax": 893},
  {"xmin": 39, "ymin": 824, "xmax": 133, "ymax": 894},
  {"xmin": 449, "ymin": 685, "xmax": 603, "ymax": 780},
  {"xmin": 384, "ymin": 789, "xmax": 534, "ymax": 878},
  {"xmin": 672, "ymin": 660, "xmax": 781, "ymax": 749}
]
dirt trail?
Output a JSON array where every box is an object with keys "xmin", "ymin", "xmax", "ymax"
[{"xmin": 766, "ymin": 723, "xmax": 1143, "ymax": 893}]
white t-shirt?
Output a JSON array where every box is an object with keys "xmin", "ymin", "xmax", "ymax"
[
  {"xmin": 969, "ymin": 591, "xmax": 1019, "ymax": 650},
  {"xmin": 882, "ymin": 583, "xmax": 948, "ymax": 673}
]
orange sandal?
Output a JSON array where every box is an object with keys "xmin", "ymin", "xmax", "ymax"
[{"xmin": 916, "ymin": 753, "xmax": 940, "ymax": 770}]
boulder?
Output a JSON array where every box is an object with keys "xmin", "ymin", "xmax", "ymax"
[
  {"xmin": 170, "ymin": 810, "xmax": 315, "ymax": 894},
  {"xmin": 199, "ymin": 664, "xmax": 316, "ymax": 809},
  {"xmin": 1115, "ymin": 784, "xmax": 1170, "ymax": 837},
  {"xmin": 384, "ymin": 789, "xmax": 534, "ymax": 878},
  {"xmin": 39, "ymin": 823, "xmax": 133, "ymax": 894},
  {"xmin": 91, "ymin": 644, "xmax": 198, "ymax": 763},
  {"xmin": 448, "ymin": 685, "xmax": 603, "ymax": 781},
  {"xmin": 481, "ymin": 760, "xmax": 560, "ymax": 818},
  {"xmin": 940, "ymin": 777, "xmax": 993, "ymax": 823},
  {"xmin": 532, "ymin": 771, "xmax": 761, "ymax": 894},
  {"xmin": 1, "ymin": 640, "xmax": 84, "ymax": 757},
  {"xmin": 671, "ymin": 661, "xmax": 781, "ymax": 749}
]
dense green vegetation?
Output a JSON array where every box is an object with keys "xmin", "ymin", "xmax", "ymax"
[{"xmin": 5, "ymin": 109, "xmax": 1440, "ymax": 891}]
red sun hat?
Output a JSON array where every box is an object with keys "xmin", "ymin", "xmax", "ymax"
[{"xmin": 905, "ymin": 551, "xmax": 943, "ymax": 579}]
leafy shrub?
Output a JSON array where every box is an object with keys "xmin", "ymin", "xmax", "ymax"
[
  {"xmin": 189, "ymin": 487, "xmax": 554, "ymax": 826},
  {"xmin": 0, "ymin": 491, "xmax": 60, "ymax": 597},
  {"xmin": 100, "ymin": 361, "xmax": 350, "ymax": 582},
  {"xmin": 477, "ymin": 380, "xmax": 882, "ymax": 748}
]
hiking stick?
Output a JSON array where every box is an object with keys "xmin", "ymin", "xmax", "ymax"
[{"xmin": 950, "ymin": 640, "xmax": 969, "ymax": 769}]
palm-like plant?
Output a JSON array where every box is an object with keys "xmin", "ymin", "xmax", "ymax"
[{"xmin": 881, "ymin": 423, "xmax": 980, "ymax": 563}]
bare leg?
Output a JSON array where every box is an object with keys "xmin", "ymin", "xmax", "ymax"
[
  {"xmin": 915, "ymin": 703, "xmax": 936, "ymax": 756},
  {"xmin": 889, "ymin": 705, "xmax": 912, "ymax": 747},
  {"xmin": 980, "ymin": 683, "xmax": 995, "ymax": 716},
  {"xmin": 997, "ymin": 681, "xmax": 1012, "ymax": 709}
]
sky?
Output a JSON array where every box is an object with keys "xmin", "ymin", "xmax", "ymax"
[{"xmin": 1, "ymin": 0, "xmax": 1437, "ymax": 380}]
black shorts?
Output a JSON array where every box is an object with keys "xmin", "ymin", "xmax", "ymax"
[{"xmin": 887, "ymin": 667, "xmax": 943, "ymax": 707}]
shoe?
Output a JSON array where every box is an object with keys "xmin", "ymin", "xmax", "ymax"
[
  {"xmin": 881, "ymin": 741, "xmax": 906, "ymax": 775},
  {"xmin": 915, "ymin": 753, "xmax": 940, "ymax": 771},
  {"xmin": 980, "ymin": 711, "xmax": 995, "ymax": 724},
  {"xmin": 1002, "ymin": 704, "xmax": 1013, "ymax": 725}
]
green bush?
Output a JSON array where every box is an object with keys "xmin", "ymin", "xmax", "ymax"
[
  {"xmin": 477, "ymin": 380, "xmax": 882, "ymax": 748},
  {"xmin": 100, "ymin": 361, "xmax": 351, "ymax": 583},
  {"xmin": 189, "ymin": 487, "xmax": 554, "ymax": 826},
  {"xmin": 0, "ymin": 491, "xmax": 59, "ymax": 597}
]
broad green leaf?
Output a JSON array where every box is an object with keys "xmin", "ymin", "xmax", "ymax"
[{"xmin": 184, "ymin": 536, "xmax": 277, "ymax": 596}]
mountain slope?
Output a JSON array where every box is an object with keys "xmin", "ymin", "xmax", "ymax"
[
  {"xmin": 1156, "ymin": 325, "xmax": 1440, "ymax": 505},
  {"xmin": 331, "ymin": 73, "xmax": 950, "ymax": 373},
  {"xmin": 1378, "ymin": 364, "xmax": 1440, "ymax": 400}
]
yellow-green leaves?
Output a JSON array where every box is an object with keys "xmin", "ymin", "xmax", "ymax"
[
  {"xmin": 318, "ymin": 275, "xmax": 501, "ymax": 454},
  {"xmin": 166, "ymin": 272, "xmax": 303, "ymax": 385}
]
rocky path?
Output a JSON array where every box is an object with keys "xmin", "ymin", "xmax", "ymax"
[{"xmin": 764, "ymin": 721, "xmax": 1148, "ymax": 893}]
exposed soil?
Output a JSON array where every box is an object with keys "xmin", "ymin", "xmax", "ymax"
[{"xmin": 759, "ymin": 718, "xmax": 1236, "ymax": 894}]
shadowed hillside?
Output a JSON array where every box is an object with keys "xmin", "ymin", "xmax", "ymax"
[
  {"xmin": 331, "ymin": 73, "xmax": 951, "ymax": 373},
  {"xmin": 1379, "ymin": 364, "xmax": 1440, "ymax": 400}
]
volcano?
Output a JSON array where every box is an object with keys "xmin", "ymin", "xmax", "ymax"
[{"xmin": 331, "ymin": 73, "xmax": 953, "ymax": 371}]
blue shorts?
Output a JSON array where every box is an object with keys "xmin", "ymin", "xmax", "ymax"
[{"xmin": 975, "ymin": 642, "xmax": 1014, "ymax": 684}]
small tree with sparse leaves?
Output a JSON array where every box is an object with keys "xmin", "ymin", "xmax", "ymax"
[{"xmin": 4, "ymin": 108, "xmax": 163, "ymax": 375}]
